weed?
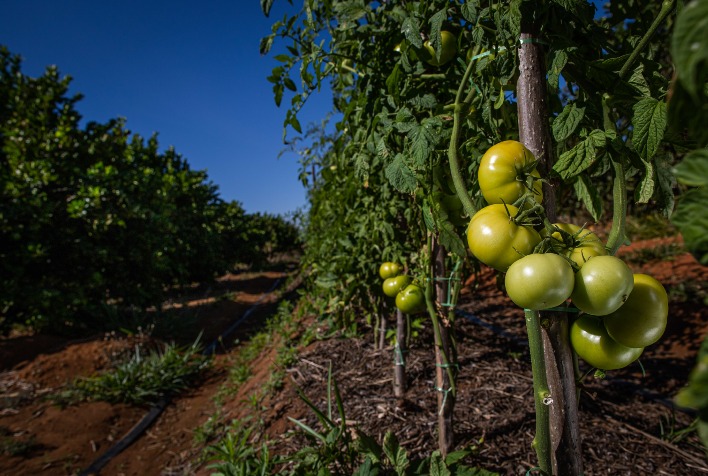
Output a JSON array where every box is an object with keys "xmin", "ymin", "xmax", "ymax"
[
  {"xmin": 204, "ymin": 418, "xmax": 276, "ymax": 476},
  {"xmin": 58, "ymin": 337, "xmax": 211, "ymax": 406},
  {"xmin": 0, "ymin": 427, "xmax": 40, "ymax": 457}
]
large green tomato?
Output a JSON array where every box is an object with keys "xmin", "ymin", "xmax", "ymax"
[
  {"xmin": 570, "ymin": 256, "xmax": 634, "ymax": 316},
  {"xmin": 571, "ymin": 314, "xmax": 643, "ymax": 370},
  {"xmin": 382, "ymin": 275, "xmax": 411, "ymax": 298},
  {"xmin": 421, "ymin": 31, "xmax": 457, "ymax": 67},
  {"xmin": 504, "ymin": 254, "xmax": 575, "ymax": 310},
  {"xmin": 467, "ymin": 204, "xmax": 541, "ymax": 271},
  {"xmin": 379, "ymin": 262, "xmax": 402, "ymax": 279},
  {"xmin": 603, "ymin": 274, "xmax": 669, "ymax": 348},
  {"xmin": 478, "ymin": 141, "xmax": 543, "ymax": 206},
  {"xmin": 542, "ymin": 223, "xmax": 608, "ymax": 269},
  {"xmin": 395, "ymin": 284, "xmax": 426, "ymax": 314}
]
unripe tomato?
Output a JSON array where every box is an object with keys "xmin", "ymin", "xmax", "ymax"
[
  {"xmin": 570, "ymin": 255, "xmax": 634, "ymax": 316},
  {"xmin": 382, "ymin": 275, "xmax": 411, "ymax": 298},
  {"xmin": 542, "ymin": 223, "xmax": 608, "ymax": 268},
  {"xmin": 395, "ymin": 283, "xmax": 426, "ymax": 314},
  {"xmin": 467, "ymin": 204, "xmax": 541, "ymax": 271},
  {"xmin": 603, "ymin": 274, "xmax": 669, "ymax": 348},
  {"xmin": 504, "ymin": 254, "xmax": 575, "ymax": 310},
  {"xmin": 571, "ymin": 314, "xmax": 643, "ymax": 370},
  {"xmin": 478, "ymin": 141, "xmax": 543, "ymax": 206},
  {"xmin": 379, "ymin": 262, "xmax": 402, "ymax": 279},
  {"xmin": 421, "ymin": 31, "xmax": 457, "ymax": 66}
]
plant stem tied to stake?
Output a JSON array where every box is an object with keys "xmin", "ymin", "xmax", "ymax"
[{"xmin": 517, "ymin": 18, "xmax": 583, "ymax": 475}]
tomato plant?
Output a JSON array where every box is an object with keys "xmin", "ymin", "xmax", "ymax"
[
  {"xmin": 477, "ymin": 140, "xmax": 543, "ymax": 207},
  {"xmin": 542, "ymin": 223, "xmax": 608, "ymax": 269},
  {"xmin": 467, "ymin": 204, "xmax": 541, "ymax": 271},
  {"xmin": 505, "ymin": 253, "xmax": 575, "ymax": 310},
  {"xmin": 379, "ymin": 262, "xmax": 403, "ymax": 280},
  {"xmin": 395, "ymin": 283, "xmax": 426, "ymax": 314},
  {"xmin": 603, "ymin": 273, "xmax": 669, "ymax": 348},
  {"xmin": 570, "ymin": 314, "xmax": 643, "ymax": 371},
  {"xmin": 570, "ymin": 256, "xmax": 634, "ymax": 316},
  {"xmin": 382, "ymin": 274, "xmax": 411, "ymax": 298}
]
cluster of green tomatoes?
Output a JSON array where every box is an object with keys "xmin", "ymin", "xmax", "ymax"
[
  {"xmin": 467, "ymin": 141, "xmax": 669, "ymax": 371},
  {"xmin": 378, "ymin": 262, "xmax": 427, "ymax": 315}
]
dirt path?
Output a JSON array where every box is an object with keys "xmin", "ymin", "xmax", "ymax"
[{"xmin": 0, "ymin": 269, "xmax": 294, "ymax": 476}]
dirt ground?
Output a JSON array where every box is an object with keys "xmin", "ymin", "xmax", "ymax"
[{"xmin": 1, "ymin": 238, "xmax": 707, "ymax": 475}]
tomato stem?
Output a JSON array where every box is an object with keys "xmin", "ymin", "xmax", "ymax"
[
  {"xmin": 525, "ymin": 308, "xmax": 553, "ymax": 475},
  {"xmin": 447, "ymin": 45, "xmax": 483, "ymax": 219}
]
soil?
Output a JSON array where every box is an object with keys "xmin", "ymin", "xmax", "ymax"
[{"xmin": 1, "ymin": 238, "xmax": 707, "ymax": 476}]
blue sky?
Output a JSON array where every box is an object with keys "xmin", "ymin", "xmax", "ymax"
[{"xmin": 0, "ymin": 1, "xmax": 330, "ymax": 216}]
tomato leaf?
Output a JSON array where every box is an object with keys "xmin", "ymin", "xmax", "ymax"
[
  {"xmin": 401, "ymin": 17, "xmax": 423, "ymax": 49},
  {"xmin": 439, "ymin": 221, "xmax": 466, "ymax": 257},
  {"xmin": 548, "ymin": 49, "xmax": 568, "ymax": 92},
  {"xmin": 385, "ymin": 154, "xmax": 417, "ymax": 193},
  {"xmin": 260, "ymin": 0, "xmax": 274, "ymax": 17},
  {"xmin": 635, "ymin": 159, "xmax": 655, "ymax": 204},
  {"xmin": 673, "ymin": 148, "xmax": 708, "ymax": 187},
  {"xmin": 671, "ymin": 0, "xmax": 708, "ymax": 99},
  {"xmin": 382, "ymin": 431, "xmax": 409, "ymax": 474},
  {"xmin": 428, "ymin": 9, "xmax": 446, "ymax": 61},
  {"xmin": 552, "ymin": 103, "xmax": 584, "ymax": 142},
  {"xmin": 429, "ymin": 450, "xmax": 451, "ymax": 476},
  {"xmin": 553, "ymin": 129, "xmax": 607, "ymax": 179},
  {"xmin": 461, "ymin": 3, "xmax": 478, "ymax": 23},
  {"xmin": 632, "ymin": 97, "xmax": 667, "ymax": 161},
  {"xmin": 573, "ymin": 175, "xmax": 603, "ymax": 222}
]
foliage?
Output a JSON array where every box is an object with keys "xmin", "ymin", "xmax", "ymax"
[
  {"xmin": 64, "ymin": 338, "xmax": 211, "ymax": 406},
  {"xmin": 0, "ymin": 47, "xmax": 300, "ymax": 333},
  {"xmin": 668, "ymin": 0, "xmax": 708, "ymax": 265},
  {"xmin": 205, "ymin": 419, "xmax": 276, "ymax": 476}
]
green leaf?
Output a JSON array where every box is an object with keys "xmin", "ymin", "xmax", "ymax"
[
  {"xmin": 382, "ymin": 431, "xmax": 409, "ymax": 475},
  {"xmin": 553, "ymin": 129, "xmax": 607, "ymax": 179},
  {"xmin": 461, "ymin": 3, "xmax": 478, "ymax": 23},
  {"xmin": 673, "ymin": 148, "xmax": 708, "ymax": 187},
  {"xmin": 439, "ymin": 221, "xmax": 466, "ymax": 257},
  {"xmin": 671, "ymin": 0, "xmax": 708, "ymax": 99},
  {"xmin": 429, "ymin": 451, "xmax": 451, "ymax": 476},
  {"xmin": 672, "ymin": 186, "xmax": 708, "ymax": 265},
  {"xmin": 552, "ymin": 103, "xmax": 585, "ymax": 142},
  {"xmin": 401, "ymin": 17, "xmax": 423, "ymax": 49},
  {"xmin": 632, "ymin": 97, "xmax": 667, "ymax": 161},
  {"xmin": 386, "ymin": 63, "xmax": 403, "ymax": 99},
  {"xmin": 353, "ymin": 457, "xmax": 380, "ymax": 476},
  {"xmin": 635, "ymin": 159, "xmax": 655, "ymax": 204},
  {"xmin": 385, "ymin": 154, "xmax": 417, "ymax": 193},
  {"xmin": 573, "ymin": 175, "xmax": 603, "ymax": 221},
  {"xmin": 548, "ymin": 49, "xmax": 568, "ymax": 92},
  {"xmin": 283, "ymin": 77, "xmax": 297, "ymax": 92},
  {"xmin": 428, "ymin": 10, "xmax": 446, "ymax": 61},
  {"xmin": 260, "ymin": 0, "xmax": 274, "ymax": 17},
  {"xmin": 408, "ymin": 118, "xmax": 440, "ymax": 168}
]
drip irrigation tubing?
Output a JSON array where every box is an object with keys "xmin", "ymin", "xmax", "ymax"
[
  {"xmin": 78, "ymin": 277, "xmax": 284, "ymax": 476},
  {"xmin": 454, "ymin": 308, "xmax": 696, "ymax": 418}
]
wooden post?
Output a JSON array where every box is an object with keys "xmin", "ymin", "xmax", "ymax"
[{"xmin": 432, "ymin": 237, "xmax": 457, "ymax": 456}]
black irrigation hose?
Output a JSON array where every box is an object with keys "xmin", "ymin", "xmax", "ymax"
[
  {"xmin": 454, "ymin": 309, "xmax": 696, "ymax": 418},
  {"xmin": 79, "ymin": 277, "xmax": 284, "ymax": 476}
]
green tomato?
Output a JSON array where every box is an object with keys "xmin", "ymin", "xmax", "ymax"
[
  {"xmin": 382, "ymin": 275, "xmax": 411, "ymax": 298},
  {"xmin": 421, "ymin": 30, "xmax": 457, "ymax": 67},
  {"xmin": 603, "ymin": 274, "xmax": 669, "ymax": 348},
  {"xmin": 542, "ymin": 223, "xmax": 608, "ymax": 269},
  {"xmin": 571, "ymin": 314, "xmax": 643, "ymax": 370},
  {"xmin": 504, "ymin": 253, "xmax": 575, "ymax": 310},
  {"xmin": 467, "ymin": 204, "xmax": 541, "ymax": 272},
  {"xmin": 395, "ymin": 283, "xmax": 426, "ymax": 314},
  {"xmin": 570, "ymin": 255, "xmax": 634, "ymax": 316},
  {"xmin": 478, "ymin": 140, "xmax": 543, "ymax": 206},
  {"xmin": 379, "ymin": 262, "xmax": 402, "ymax": 279}
]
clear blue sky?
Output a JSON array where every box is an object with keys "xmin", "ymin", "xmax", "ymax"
[{"xmin": 0, "ymin": 1, "xmax": 332, "ymax": 216}]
